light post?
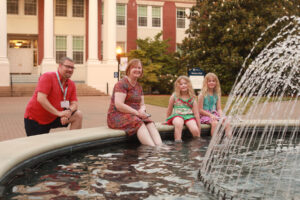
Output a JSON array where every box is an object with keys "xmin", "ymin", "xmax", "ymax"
[{"xmin": 116, "ymin": 46, "xmax": 123, "ymax": 81}]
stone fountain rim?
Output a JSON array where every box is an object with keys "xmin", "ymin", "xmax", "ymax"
[{"xmin": 0, "ymin": 120, "xmax": 298, "ymax": 189}]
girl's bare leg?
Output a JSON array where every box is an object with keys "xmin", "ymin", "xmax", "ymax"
[
  {"xmin": 172, "ymin": 117, "xmax": 184, "ymax": 141},
  {"xmin": 224, "ymin": 120, "xmax": 232, "ymax": 138},
  {"xmin": 185, "ymin": 120, "xmax": 200, "ymax": 138},
  {"xmin": 210, "ymin": 120, "xmax": 218, "ymax": 136}
]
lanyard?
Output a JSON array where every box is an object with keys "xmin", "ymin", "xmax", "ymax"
[{"xmin": 56, "ymin": 71, "xmax": 68, "ymax": 101}]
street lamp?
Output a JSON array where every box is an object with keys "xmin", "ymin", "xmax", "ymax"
[{"xmin": 116, "ymin": 46, "xmax": 123, "ymax": 81}]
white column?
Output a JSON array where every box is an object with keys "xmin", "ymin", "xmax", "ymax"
[
  {"xmin": 86, "ymin": 0, "xmax": 117, "ymax": 95},
  {"xmin": 103, "ymin": 0, "xmax": 117, "ymax": 63},
  {"xmin": 148, "ymin": 6, "xmax": 151, "ymax": 28},
  {"xmin": 67, "ymin": 35, "xmax": 72, "ymax": 58},
  {"xmin": 0, "ymin": 0, "xmax": 10, "ymax": 86},
  {"xmin": 87, "ymin": 0, "xmax": 100, "ymax": 63},
  {"xmin": 41, "ymin": 0, "xmax": 56, "ymax": 73},
  {"xmin": 186, "ymin": 8, "xmax": 190, "ymax": 30}
]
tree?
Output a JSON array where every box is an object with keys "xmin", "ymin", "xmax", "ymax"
[
  {"xmin": 128, "ymin": 32, "xmax": 178, "ymax": 94},
  {"xmin": 179, "ymin": 0, "xmax": 300, "ymax": 94}
]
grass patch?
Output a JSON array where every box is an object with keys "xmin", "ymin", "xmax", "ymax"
[
  {"xmin": 221, "ymin": 96, "xmax": 296, "ymax": 115},
  {"xmin": 144, "ymin": 95, "xmax": 229, "ymax": 109},
  {"xmin": 144, "ymin": 95, "xmax": 170, "ymax": 107},
  {"xmin": 144, "ymin": 95, "xmax": 296, "ymax": 116}
]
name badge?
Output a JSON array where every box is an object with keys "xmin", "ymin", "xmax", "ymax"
[{"xmin": 61, "ymin": 100, "xmax": 70, "ymax": 108}]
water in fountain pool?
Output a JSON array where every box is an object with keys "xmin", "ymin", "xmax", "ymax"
[{"xmin": 5, "ymin": 138, "xmax": 216, "ymax": 199}]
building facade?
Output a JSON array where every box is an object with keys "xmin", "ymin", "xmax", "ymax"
[{"xmin": 0, "ymin": 0, "xmax": 195, "ymax": 94}]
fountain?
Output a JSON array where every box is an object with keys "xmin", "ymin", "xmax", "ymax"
[
  {"xmin": 1, "ymin": 16, "xmax": 299, "ymax": 199},
  {"xmin": 199, "ymin": 16, "xmax": 300, "ymax": 199}
]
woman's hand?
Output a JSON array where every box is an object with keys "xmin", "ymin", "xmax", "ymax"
[{"xmin": 137, "ymin": 109, "xmax": 149, "ymax": 119}]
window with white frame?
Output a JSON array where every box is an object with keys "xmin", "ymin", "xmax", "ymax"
[
  {"xmin": 56, "ymin": 0, "xmax": 67, "ymax": 17},
  {"xmin": 177, "ymin": 8, "xmax": 185, "ymax": 28},
  {"xmin": 73, "ymin": 36, "xmax": 84, "ymax": 64},
  {"xmin": 7, "ymin": 0, "xmax": 18, "ymax": 14},
  {"xmin": 138, "ymin": 5, "xmax": 147, "ymax": 27},
  {"xmin": 24, "ymin": 0, "xmax": 36, "ymax": 15},
  {"xmin": 73, "ymin": 0, "xmax": 84, "ymax": 17},
  {"xmin": 152, "ymin": 6, "xmax": 161, "ymax": 27},
  {"xmin": 116, "ymin": 4, "xmax": 125, "ymax": 25},
  {"xmin": 55, "ymin": 36, "xmax": 67, "ymax": 63}
]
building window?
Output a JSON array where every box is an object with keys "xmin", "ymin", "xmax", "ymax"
[
  {"xmin": 9, "ymin": 39, "xmax": 38, "ymax": 66},
  {"xmin": 24, "ymin": 0, "xmax": 36, "ymax": 15},
  {"xmin": 177, "ymin": 8, "xmax": 185, "ymax": 28},
  {"xmin": 9, "ymin": 40, "xmax": 31, "ymax": 48},
  {"xmin": 7, "ymin": 0, "xmax": 18, "ymax": 14},
  {"xmin": 152, "ymin": 6, "xmax": 161, "ymax": 27},
  {"xmin": 73, "ymin": 36, "xmax": 84, "ymax": 64},
  {"xmin": 56, "ymin": 36, "xmax": 67, "ymax": 63},
  {"xmin": 116, "ymin": 4, "xmax": 125, "ymax": 26},
  {"xmin": 56, "ymin": 0, "xmax": 67, "ymax": 17},
  {"xmin": 138, "ymin": 6, "xmax": 147, "ymax": 27},
  {"xmin": 73, "ymin": 0, "xmax": 84, "ymax": 17}
]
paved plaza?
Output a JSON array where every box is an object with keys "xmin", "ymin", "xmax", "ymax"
[
  {"xmin": 0, "ymin": 96, "xmax": 167, "ymax": 142},
  {"xmin": 1, "ymin": 96, "xmax": 299, "ymax": 142}
]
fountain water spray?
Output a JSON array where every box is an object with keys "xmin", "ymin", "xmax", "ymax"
[{"xmin": 199, "ymin": 16, "xmax": 300, "ymax": 199}]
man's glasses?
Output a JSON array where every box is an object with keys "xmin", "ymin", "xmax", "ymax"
[{"xmin": 62, "ymin": 64, "xmax": 75, "ymax": 70}]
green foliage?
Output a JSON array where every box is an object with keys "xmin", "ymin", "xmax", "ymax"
[
  {"xmin": 144, "ymin": 95, "xmax": 230, "ymax": 109},
  {"xmin": 128, "ymin": 32, "xmax": 178, "ymax": 94},
  {"xmin": 179, "ymin": 0, "xmax": 300, "ymax": 94}
]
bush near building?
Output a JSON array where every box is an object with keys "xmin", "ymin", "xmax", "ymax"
[{"xmin": 128, "ymin": 32, "xmax": 178, "ymax": 94}]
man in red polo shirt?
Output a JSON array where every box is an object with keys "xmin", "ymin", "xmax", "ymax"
[{"xmin": 24, "ymin": 57, "xmax": 83, "ymax": 136}]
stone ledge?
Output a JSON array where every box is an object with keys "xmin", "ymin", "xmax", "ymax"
[
  {"xmin": 0, "ymin": 126, "xmax": 124, "ymax": 180},
  {"xmin": 234, "ymin": 119, "xmax": 300, "ymax": 126}
]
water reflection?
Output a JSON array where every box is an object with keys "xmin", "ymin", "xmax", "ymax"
[{"xmin": 7, "ymin": 138, "xmax": 214, "ymax": 199}]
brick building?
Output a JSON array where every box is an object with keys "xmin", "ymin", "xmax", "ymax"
[{"xmin": 0, "ymin": 0, "xmax": 195, "ymax": 94}]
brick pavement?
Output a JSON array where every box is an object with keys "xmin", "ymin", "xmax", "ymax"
[
  {"xmin": 1, "ymin": 96, "xmax": 298, "ymax": 142},
  {"xmin": 0, "ymin": 96, "xmax": 167, "ymax": 142}
]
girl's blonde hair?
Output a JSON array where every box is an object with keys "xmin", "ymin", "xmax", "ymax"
[
  {"xmin": 201, "ymin": 72, "xmax": 221, "ymax": 97},
  {"xmin": 174, "ymin": 75, "xmax": 195, "ymax": 98}
]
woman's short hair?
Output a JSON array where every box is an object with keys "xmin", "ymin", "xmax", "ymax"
[{"xmin": 125, "ymin": 59, "xmax": 143, "ymax": 76}]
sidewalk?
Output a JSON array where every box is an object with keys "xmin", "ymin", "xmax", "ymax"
[{"xmin": 0, "ymin": 96, "xmax": 167, "ymax": 142}]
